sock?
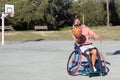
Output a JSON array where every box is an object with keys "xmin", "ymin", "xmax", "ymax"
[{"xmin": 93, "ymin": 66, "xmax": 97, "ymax": 72}]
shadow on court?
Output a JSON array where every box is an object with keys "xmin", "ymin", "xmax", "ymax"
[
  {"xmin": 21, "ymin": 39, "xmax": 44, "ymax": 43},
  {"xmin": 112, "ymin": 50, "xmax": 120, "ymax": 55}
]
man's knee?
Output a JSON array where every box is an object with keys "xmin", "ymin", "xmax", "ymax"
[
  {"xmin": 92, "ymin": 48, "xmax": 98, "ymax": 55},
  {"xmin": 86, "ymin": 51, "xmax": 90, "ymax": 55},
  {"xmin": 84, "ymin": 49, "xmax": 91, "ymax": 55},
  {"xmin": 84, "ymin": 47, "xmax": 98, "ymax": 56},
  {"xmin": 92, "ymin": 49, "xmax": 97, "ymax": 53}
]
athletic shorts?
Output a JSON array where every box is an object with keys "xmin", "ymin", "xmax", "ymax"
[{"xmin": 80, "ymin": 44, "xmax": 95, "ymax": 53}]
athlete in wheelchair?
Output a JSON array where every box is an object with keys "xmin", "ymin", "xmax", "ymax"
[{"xmin": 72, "ymin": 18, "xmax": 102, "ymax": 73}]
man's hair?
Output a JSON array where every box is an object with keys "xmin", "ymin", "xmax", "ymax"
[{"xmin": 73, "ymin": 18, "xmax": 81, "ymax": 26}]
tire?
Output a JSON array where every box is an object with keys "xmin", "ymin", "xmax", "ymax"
[
  {"xmin": 97, "ymin": 51, "xmax": 108, "ymax": 76},
  {"xmin": 83, "ymin": 49, "xmax": 105, "ymax": 74},
  {"xmin": 67, "ymin": 50, "xmax": 82, "ymax": 76},
  {"xmin": 96, "ymin": 52, "xmax": 103, "ymax": 72},
  {"xmin": 83, "ymin": 54, "xmax": 94, "ymax": 72}
]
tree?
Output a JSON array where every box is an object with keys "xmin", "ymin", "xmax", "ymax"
[
  {"xmin": 45, "ymin": 0, "xmax": 74, "ymax": 29},
  {"xmin": 1, "ymin": 0, "xmax": 119, "ymax": 30},
  {"xmin": 111, "ymin": 0, "xmax": 120, "ymax": 25},
  {"xmin": 106, "ymin": 0, "xmax": 110, "ymax": 26},
  {"xmin": 69, "ymin": 0, "xmax": 106, "ymax": 26},
  {"xmin": 4, "ymin": 0, "xmax": 48, "ymax": 30}
]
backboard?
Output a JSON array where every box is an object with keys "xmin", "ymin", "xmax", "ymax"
[{"xmin": 5, "ymin": 4, "xmax": 14, "ymax": 17}]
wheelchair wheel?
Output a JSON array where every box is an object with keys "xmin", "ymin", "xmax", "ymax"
[
  {"xmin": 96, "ymin": 52, "xmax": 103, "ymax": 71},
  {"xmin": 82, "ymin": 49, "xmax": 108, "ymax": 76},
  {"xmin": 67, "ymin": 50, "xmax": 82, "ymax": 76},
  {"xmin": 96, "ymin": 51, "xmax": 108, "ymax": 76}
]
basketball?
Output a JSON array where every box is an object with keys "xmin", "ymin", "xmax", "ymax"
[{"xmin": 72, "ymin": 27, "xmax": 82, "ymax": 37}]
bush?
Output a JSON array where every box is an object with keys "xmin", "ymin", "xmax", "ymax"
[{"xmin": 80, "ymin": 0, "xmax": 106, "ymax": 26}]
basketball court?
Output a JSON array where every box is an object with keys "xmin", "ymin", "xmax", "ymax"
[{"xmin": 0, "ymin": 40, "xmax": 119, "ymax": 80}]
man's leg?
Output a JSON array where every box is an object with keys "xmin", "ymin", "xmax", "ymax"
[
  {"xmin": 84, "ymin": 51, "xmax": 94, "ymax": 72},
  {"xmin": 80, "ymin": 46, "xmax": 97, "ymax": 72},
  {"xmin": 91, "ymin": 48, "xmax": 98, "ymax": 72},
  {"xmin": 86, "ymin": 49, "xmax": 97, "ymax": 72},
  {"xmin": 91, "ymin": 49, "xmax": 97, "ymax": 66}
]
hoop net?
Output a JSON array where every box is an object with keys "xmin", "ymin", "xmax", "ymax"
[{"xmin": 7, "ymin": 12, "xmax": 15, "ymax": 17}]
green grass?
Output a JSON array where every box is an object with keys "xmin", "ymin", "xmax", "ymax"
[
  {"xmin": 0, "ymin": 26, "xmax": 120, "ymax": 42},
  {"xmin": 92, "ymin": 26, "xmax": 120, "ymax": 40}
]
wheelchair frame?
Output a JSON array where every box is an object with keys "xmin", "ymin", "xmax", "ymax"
[{"xmin": 67, "ymin": 44, "xmax": 109, "ymax": 77}]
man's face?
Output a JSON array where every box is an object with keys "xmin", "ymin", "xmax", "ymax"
[{"xmin": 74, "ymin": 19, "xmax": 81, "ymax": 26}]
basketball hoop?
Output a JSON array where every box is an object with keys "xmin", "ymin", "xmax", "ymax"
[
  {"xmin": 5, "ymin": 4, "xmax": 15, "ymax": 17},
  {"xmin": 1, "ymin": 4, "xmax": 15, "ymax": 45}
]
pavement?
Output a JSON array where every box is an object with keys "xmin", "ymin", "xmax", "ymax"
[{"xmin": 0, "ymin": 40, "xmax": 120, "ymax": 80}]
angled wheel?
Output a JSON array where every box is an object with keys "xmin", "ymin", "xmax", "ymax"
[
  {"xmin": 95, "ymin": 51, "xmax": 109, "ymax": 76},
  {"xmin": 67, "ymin": 50, "xmax": 82, "ymax": 76}
]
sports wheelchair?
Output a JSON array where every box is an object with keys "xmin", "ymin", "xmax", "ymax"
[{"xmin": 67, "ymin": 43, "xmax": 110, "ymax": 77}]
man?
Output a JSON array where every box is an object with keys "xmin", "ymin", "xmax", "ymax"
[{"xmin": 72, "ymin": 18, "xmax": 100, "ymax": 72}]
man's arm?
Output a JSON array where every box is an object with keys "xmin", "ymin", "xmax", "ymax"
[
  {"xmin": 88, "ymin": 28, "xmax": 100, "ymax": 40},
  {"xmin": 72, "ymin": 34, "xmax": 81, "ymax": 46}
]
